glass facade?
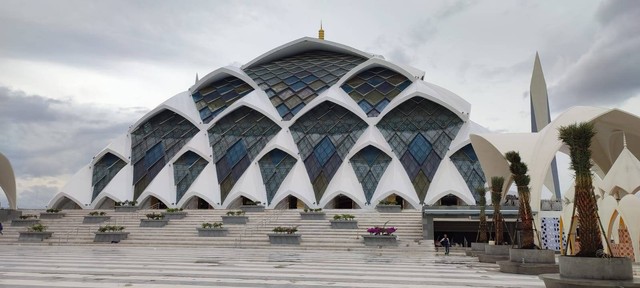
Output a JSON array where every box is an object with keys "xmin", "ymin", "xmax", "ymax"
[
  {"xmin": 341, "ymin": 67, "xmax": 412, "ymax": 117},
  {"xmin": 449, "ymin": 144, "xmax": 486, "ymax": 202},
  {"xmin": 349, "ymin": 145, "xmax": 391, "ymax": 204},
  {"xmin": 131, "ymin": 110, "xmax": 199, "ymax": 200},
  {"xmin": 208, "ymin": 106, "xmax": 281, "ymax": 203},
  {"xmin": 191, "ymin": 76, "xmax": 254, "ymax": 124},
  {"xmin": 290, "ymin": 102, "xmax": 367, "ymax": 202},
  {"xmin": 173, "ymin": 151, "xmax": 208, "ymax": 204},
  {"xmin": 244, "ymin": 50, "xmax": 366, "ymax": 120},
  {"xmin": 258, "ymin": 149, "xmax": 297, "ymax": 205},
  {"xmin": 91, "ymin": 153, "xmax": 126, "ymax": 202},
  {"xmin": 377, "ymin": 97, "xmax": 463, "ymax": 203}
]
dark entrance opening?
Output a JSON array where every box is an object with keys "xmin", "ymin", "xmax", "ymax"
[
  {"xmin": 149, "ymin": 196, "xmax": 167, "ymax": 209},
  {"xmin": 197, "ymin": 197, "xmax": 211, "ymax": 209},
  {"xmin": 335, "ymin": 195, "xmax": 354, "ymax": 209},
  {"xmin": 434, "ymin": 220, "xmax": 517, "ymax": 247},
  {"xmin": 288, "ymin": 195, "xmax": 298, "ymax": 209},
  {"xmin": 440, "ymin": 194, "xmax": 459, "ymax": 206}
]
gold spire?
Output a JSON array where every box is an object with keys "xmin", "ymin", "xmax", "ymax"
[{"xmin": 318, "ymin": 21, "xmax": 324, "ymax": 40}]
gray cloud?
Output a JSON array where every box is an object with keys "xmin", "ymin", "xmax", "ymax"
[
  {"xmin": 17, "ymin": 185, "xmax": 58, "ymax": 209},
  {"xmin": 549, "ymin": 0, "xmax": 640, "ymax": 111},
  {"xmin": 0, "ymin": 86, "xmax": 147, "ymax": 178}
]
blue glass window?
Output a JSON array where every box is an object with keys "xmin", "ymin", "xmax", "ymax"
[
  {"xmin": 450, "ymin": 144, "xmax": 486, "ymax": 202},
  {"xmin": 173, "ymin": 151, "xmax": 208, "ymax": 203},
  {"xmin": 258, "ymin": 149, "xmax": 297, "ymax": 205},
  {"xmin": 350, "ymin": 146, "xmax": 391, "ymax": 204},
  {"xmin": 341, "ymin": 67, "xmax": 412, "ymax": 117},
  {"xmin": 190, "ymin": 76, "xmax": 254, "ymax": 123},
  {"xmin": 92, "ymin": 153, "xmax": 127, "ymax": 202}
]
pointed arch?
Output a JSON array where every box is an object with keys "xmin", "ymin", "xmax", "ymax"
[
  {"xmin": 258, "ymin": 149, "xmax": 297, "ymax": 206},
  {"xmin": 0, "ymin": 152, "xmax": 17, "ymax": 209},
  {"xmin": 349, "ymin": 145, "xmax": 391, "ymax": 205},
  {"xmin": 173, "ymin": 151, "xmax": 208, "ymax": 204},
  {"xmin": 49, "ymin": 193, "xmax": 83, "ymax": 210},
  {"xmin": 190, "ymin": 73, "xmax": 255, "ymax": 124},
  {"xmin": 94, "ymin": 195, "xmax": 118, "ymax": 209},
  {"xmin": 92, "ymin": 152, "xmax": 127, "ymax": 202},
  {"xmin": 138, "ymin": 194, "xmax": 170, "ymax": 209}
]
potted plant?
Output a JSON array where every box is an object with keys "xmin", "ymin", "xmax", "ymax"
[
  {"xmin": 139, "ymin": 212, "xmax": 168, "ymax": 227},
  {"xmin": 300, "ymin": 208, "xmax": 325, "ymax": 220},
  {"xmin": 83, "ymin": 211, "xmax": 111, "ymax": 224},
  {"xmin": 467, "ymin": 187, "xmax": 489, "ymax": 257},
  {"xmin": 268, "ymin": 226, "xmax": 300, "ymax": 245},
  {"xmin": 375, "ymin": 200, "xmax": 401, "ymax": 213},
  {"xmin": 240, "ymin": 200, "xmax": 265, "ymax": 212},
  {"xmin": 40, "ymin": 208, "xmax": 65, "ymax": 219},
  {"xmin": 222, "ymin": 211, "xmax": 248, "ymax": 224},
  {"xmin": 11, "ymin": 214, "xmax": 40, "ymax": 226},
  {"xmin": 363, "ymin": 223, "xmax": 398, "ymax": 246},
  {"xmin": 114, "ymin": 200, "xmax": 138, "ymax": 212},
  {"xmin": 161, "ymin": 208, "xmax": 187, "ymax": 220},
  {"xmin": 330, "ymin": 214, "xmax": 358, "ymax": 229},
  {"xmin": 540, "ymin": 123, "xmax": 635, "ymax": 286},
  {"xmin": 197, "ymin": 222, "xmax": 228, "ymax": 237},
  {"xmin": 94, "ymin": 225, "xmax": 128, "ymax": 242},
  {"xmin": 19, "ymin": 223, "xmax": 53, "ymax": 241},
  {"xmin": 478, "ymin": 176, "xmax": 511, "ymax": 263},
  {"xmin": 498, "ymin": 151, "xmax": 558, "ymax": 274}
]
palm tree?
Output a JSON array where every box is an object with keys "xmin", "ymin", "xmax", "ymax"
[
  {"xmin": 476, "ymin": 186, "xmax": 488, "ymax": 243},
  {"xmin": 505, "ymin": 151, "xmax": 535, "ymax": 249},
  {"xmin": 491, "ymin": 176, "xmax": 505, "ymax": 244},
  {"xmin": 558, "ymin": 122, "xmax": 602, "ymax": 257}
]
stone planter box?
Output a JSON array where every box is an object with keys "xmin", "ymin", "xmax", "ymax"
[
  {"xmin": 139, "ymin": 219, "xmax": 169, "ymax": 227},
  {"xmin": 240, "ymin": 205, "xmax": 265, "ymax": 212},
  {"xmin": 161, "ymin": 211, "xmax": 187, "ymax": 220},
  {"xmin": 83, "ymin": 216, "xmax": 111, "ymax": 224},
  {"xmin": 363, "ymin": 234, "xmax": 398, "ymax": 246},
  {"xmin": 497, "ymin": 249, "xmax": 558, "ymax": 275},
  {"xmin": 300, "ymin": 212, "xmax": 326, "ymax": 220},
  {"xmin": 539, "ymin": 256, "xmax": 637, "ymax": 287},
  {"xmin": 93, "ymin": 232, "xmax": 129, "ymax": 242},
  {"xmin": 268, "ymin": 233, "xmax": 301, "ymax": 245},
  {"xmin": 375, "ymin": 205, "xmax": 401, "ymax": 213},
  {"xmin": 19, "ymin": 231, "xmax": 53, "ymax": 242},
  {"xmin": 197, "ymin": 228, "xmax": 228, "ymax": 237},
  {"xmin": 222, "ymin": 215, "xmax": 248, "ymax": 224},
  {"xmin": 509, "ymin": 248, "xmax": 555, "ymax": 263},
  {"xmin": 39, "ymin": 212, "xmax": 65, "ymax": 219},
  {"xmin": 478, "ymin": 244, "xmax": 511, "ymax": 263},
  {"xmin": 114, "ymin": 206, "xmax": 139, "ymax": 212},
  {"xmin": 330, "ymin": 220, "xmax": 358, "ymax": 229},
  {"xmin": 466, "ymin": 242, "xmax": 488, "ymax": 256},
  {"xmin": 11, "ymin": 219, "xmax": 40, "ymax": 227}
]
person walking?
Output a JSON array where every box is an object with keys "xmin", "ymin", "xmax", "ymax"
[
  {"xmin": 0, "ymin": 222, "xmax": 3, "ymax": 235},
  {"xmin": 439, "ymin": 234, "xmax": 450, "ymax": 255}
]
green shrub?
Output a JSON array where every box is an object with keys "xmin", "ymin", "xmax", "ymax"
[
  {"xmin": 333, "ymin": 214, "xmax": 355, "ymax": 220},
  {"xmin": 378, "ymin": 200, "xmax": 397, "ymax": 205},
  {"xmin": 145, "ymin": 213, "xmax": 164, "ymax": 220},
  {"xmin": 226, "ymin": 211, "xmax": 245, "ymax": 216},
  {"xmin": 28, "ymin": 223, "xmax": 47, "ymax": 232},
  {"xmin": 272, "ymin": 226, "xmax": 298, "ymax": 234},
  {"xmin": 165, "ymin": 208, "xmax": 184, "ymax": 213},
  {"xmin": 201, "ymin": 222, "xmax": 223, "ymax": 229},
  {"xmin": 97, "ymin": 225, "xmax": 125, "ymax": 232},
  {"xmin": 19, "ymin": 214, "xmax": 38, "ymax": 219},
  {"xmin": 46, "ymin": 208, "xmax": 61, "ymax": 213},
  {"xmin": 303, "ymin": 208, "xmax": 322, "ymax": 212},
  {"xmin": 88, "ymin": 211, "xmax": 107, "ymax": 216},
  {"xmin": 115, "ymin": 200, "xmax": 137, "ymax": 207}
]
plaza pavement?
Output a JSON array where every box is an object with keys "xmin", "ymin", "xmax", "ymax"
[{"xmin": 0, "ymin": 245, "xmax": 546, "ymax": 287}]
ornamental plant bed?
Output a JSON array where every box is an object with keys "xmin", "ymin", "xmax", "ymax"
[
  {"xmin": 300, "ymin": 208, "xmax": 325, "ymax": 220},
  {"xmin": 93, "ymin": 225, "xmax": 128, "ymax": 242},
  {"xmin": 197, "ymin": 222, "xmax": 228, "ymax": 237},
  {"xmin": 222, "ymin": 211, "xmax": 248, "ymax": 224},
  {"xmin": 114, "ymin": 200, "xmax": 138, "ymax": 212},
  {"xmin": 140, "ymin": 213, "xmax": 168, "ymax": 227},
  {"xmin": 83, "ymin": 211, "xmax": 111, "ymax": 224},
  {"xmin": 40, "ymin": 209, "xmax": 65, "ymax": 219},
  {"xmin": 12, "ymin": 215, "xmax": 40, "ymax": 226},
  {"xmin": 19, "ymin": 224, "xmax": 53, "ymax": 242},
  {"xmin": 330, "ymin": 214, "xmax": 358, "ymax": 229},
  {"xmin": 268, "ymin": 226, "xmax": 300, "ymax": 245},
  {"xmin": 363, "ymin": 225, "xmax": 398, "ymax": 246},
  {"xmin": 240, "ymin": 201, "xmax": 265, "ymax": 212},
  {"xmin": 161, "ymin": 208, "xmax": 187, "ymax": 220},
  {"xmin": 375, "ymin": 200, "xmax": 401, "ymax": 213}
]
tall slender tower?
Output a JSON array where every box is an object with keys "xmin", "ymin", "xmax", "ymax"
[
  {"xmin": 318, "ymin": 21, "xmax": 325, "ymax": 40},
  {"xmin": 530, "ymin": 52, "xmax": 562, "ymax": 199}
]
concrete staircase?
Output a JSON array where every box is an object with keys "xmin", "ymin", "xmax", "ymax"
[{"xmin": 0, "ymin": 209, "xmax": 433, "ymax": 251}]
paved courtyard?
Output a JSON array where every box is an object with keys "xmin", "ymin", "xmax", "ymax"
[{"xmin": 0, "ymin": 245, "xmax": 546, "ymax": 287}]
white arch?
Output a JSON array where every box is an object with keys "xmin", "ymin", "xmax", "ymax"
[
  {"xmin": 334, "ymin": 57, "xmax": 419, "ymax": 88},
  {"xmin": 190, "ymin": 66, "xmax": 261, "ymax": 93},
  {"xmin": 137, "ymin": 192, "xmax": 171, "ymax": 209},
  {"xmin": 49, "ymin": 192, "xmax": 84, "ymax": 209},
  {"xmin": 0, "ymin": 152, "xmax": 17, "ymax": 209},
  {"xmin": 374, "ymin": 88, "xmax": 470, "ymax": 127},
  {"xmin": 129, "ymin": 97, "xmax": 202, "ymax": 135}
]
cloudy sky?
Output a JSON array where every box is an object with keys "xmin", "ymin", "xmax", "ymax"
[{"xmin": 1, "ymin": 0, "xmax": 639, "ymax": 208}]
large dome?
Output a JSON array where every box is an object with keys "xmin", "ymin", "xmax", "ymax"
[{"xmin": 49, "ymin": 37, "xmax": 489, "ymax": 210}]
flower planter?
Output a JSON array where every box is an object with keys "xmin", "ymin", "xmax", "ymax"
[
  {"xmin": 497, "ymin": 249, "xmax": 558, "ymax": 275},
  {"xmin": 268, "ymin": 233, "xmax": 301, "ymax": 245},
  {"xmin": 93, "ymin": 232, "xmax": 129, "ymax": 242},
  {"xmin": 18, "ymin": 231, "xmax": 53, "ymax": 242},
  {"xmin": 300, "ymin": 212, "xmax": 326, "ymax": 220},
  {"xmin": 539, "ymin": 256, "xmax": 636, "ymax": 287},
  {"xmin": 363, "ymin": 235, "xmax": 398, "ymax": 246},
  {"xmin": 240, "ymin": 205, "xmax": 265, "ymax": 212},
  {"xmin": 375, "ymin": 205, "xmax": 401, "ymax": 213},
  {"xmin": 197, "ymin": 228, "xmax": 229, "ymax": 237},
  {"xmin": 139, "ymin": 219, "xmax": 169, "ymax": 227},
  {"xmin": 83, "ymin": 216, "xmax": 111, "ymax": 224},
  {"xmin": 222, "ymin": 215, "xmax": 248, "ymax": 224},
  {"xmin": 39, "ymin": 212, "xmax": 65, "ymax": 219},
  {"xmin": 11, "ymin": 219, "xmax": 40, "ymax": 227},
  {"xmin": 330, "ymin": 220, "xmax": 358, "ymax": 229},
  {"xmin": 114, "ymin": 206, "xmax": 139, "ymax": 212},
  {"xmin": 161, "ymin": 211, "xmax": 187, "ymax": 220}
]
